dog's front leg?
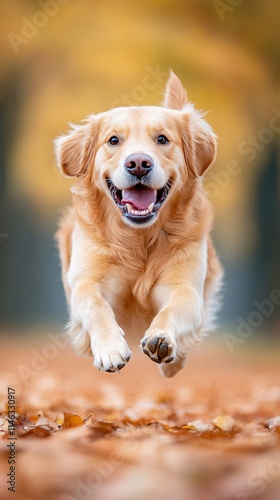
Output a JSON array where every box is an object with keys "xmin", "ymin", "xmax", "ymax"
[
  {"xmin": 68, "ymin": 280, "xmax": 132, "ymax": 373},
  {"xmin": 141, "ymin": 239, "xmax": 207, "ymax": 377}
]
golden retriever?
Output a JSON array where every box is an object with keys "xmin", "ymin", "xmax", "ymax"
[{"xmin": 55, "ymin": 72, "xmax": 223, "ymax": 377}]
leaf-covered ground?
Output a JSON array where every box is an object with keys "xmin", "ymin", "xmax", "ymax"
[{"xmin": 0, "ymin": 334, "xmax": 280, "ymax": 500}]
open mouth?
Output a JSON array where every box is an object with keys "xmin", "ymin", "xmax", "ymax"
[{"xmin": 106, "ymin": 180, "xmax": 171, "ymax": 224}]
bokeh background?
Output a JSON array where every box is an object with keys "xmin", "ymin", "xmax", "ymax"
[{"xmin": 0, "ymin": 0, "xmax": 279, "ymax": 337}]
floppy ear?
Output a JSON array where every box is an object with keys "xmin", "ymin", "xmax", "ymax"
[
  {"xmin": 54, "ymin": 119, "xmax": 97, "ymax": 177},
  {"xmin": 164, "ymin": 71, "xmax": 188, "ymax": 110},
  {"xmin": 181, "ymin": 105, "xmax": 217, "ymax": 178}
]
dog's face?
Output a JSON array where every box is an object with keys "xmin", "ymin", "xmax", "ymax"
[
  {"xmin": 55, "ymin": 73, "xmax": 217, "ymax": 227},
  {"xmin": 94, "ymin": 106, "xmax": 187, "ymax": 226}
]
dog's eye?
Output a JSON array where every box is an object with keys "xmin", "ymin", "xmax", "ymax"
[
  {"xmin": 108, "ymin": 136, "xmax": 119, "ymax": 146},
  {"xmin": 157, "ymin": 135, "xmax": 169, "ymax": 145}
]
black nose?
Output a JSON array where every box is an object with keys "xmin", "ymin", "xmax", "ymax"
[{"xmin": 124, "ymin": 154, "xmax": 154, "ymax": 177}]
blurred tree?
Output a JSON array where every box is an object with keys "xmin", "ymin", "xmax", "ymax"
[
  {"xmin": 251, "ymin": 144, "xmax": 280, "ymax": 331},
  {"xmin": 0, "ymin": 0, "xmax": 279, "ymax": 330}
]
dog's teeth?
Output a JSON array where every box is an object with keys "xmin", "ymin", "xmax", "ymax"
[
  {"xmin": 129, "ymin": 208, "xmax": 150, "ymax": 216},
  {"xmin": 125, "ymin": 202, "xmax": 154, "ymax": 216}
]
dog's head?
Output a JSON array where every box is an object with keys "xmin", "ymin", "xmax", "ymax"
[{"xmin": 55, "ymin": 72, "xmax": 217, "ymax": 228}]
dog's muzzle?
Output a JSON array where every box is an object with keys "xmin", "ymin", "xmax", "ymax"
[
  {"xmin": 106, "ymin": 153, "xmax": 171, "ymax": 225},
  {"xmin": 106, "ymin": 179, "xmax": 171, "ymax": 225}
]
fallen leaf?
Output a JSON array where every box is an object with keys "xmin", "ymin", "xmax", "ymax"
[
  {"xmin": 21, "ymin": 427, "xmax": 52, "ymax": 438},
  {"xmin": 212, "ymin": 415, "xmax": 236, "ymax": 432},
  {"xmin": 182, "ymin": 420, "xmax": 215, "ymax": 432},
  {"xmin": 265, "ymin": 416, "xmax": 280, "ymax": 431},
  {"xmin": 83, "ymin": 414, "xmax": 93, "ymax": 426},
  {"xmin": 63, "ymin": 412, "xmax": 84, "ymax": 428}
]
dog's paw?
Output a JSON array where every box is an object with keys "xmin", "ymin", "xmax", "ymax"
[
  {"xmin": 92, "ymin": 333, "xmax": 132, "ymax": 373},
  {"xmin": 141, "ymin": 331, "xmax": 176, "ymax": 364}
]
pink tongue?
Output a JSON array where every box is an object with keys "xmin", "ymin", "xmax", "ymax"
[{"xmin": 121, "ymin": 187, "xmax": 156, "ymax": 210}]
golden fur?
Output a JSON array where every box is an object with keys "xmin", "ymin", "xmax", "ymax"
[{"xmin": 55, "ymin": 72, "xmax": 223, "ymax": 377}]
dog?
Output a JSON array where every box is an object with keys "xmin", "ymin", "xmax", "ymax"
[{"xmin": 55, "ymin": 71, "xmax": 223, "ymax": 377}]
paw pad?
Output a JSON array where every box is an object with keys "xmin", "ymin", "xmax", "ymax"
[{"xmin": 142, "ymin": 335, "xmax": 174, "ymax": 364}]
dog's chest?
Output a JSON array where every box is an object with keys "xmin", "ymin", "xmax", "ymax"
[
  {"xmin": 102, "ymin": 260, "xmax": 157, "ymax": 315},
  {"xmin": 99, "ymin": 265, "xmax": 156, "ymax": 338}
]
